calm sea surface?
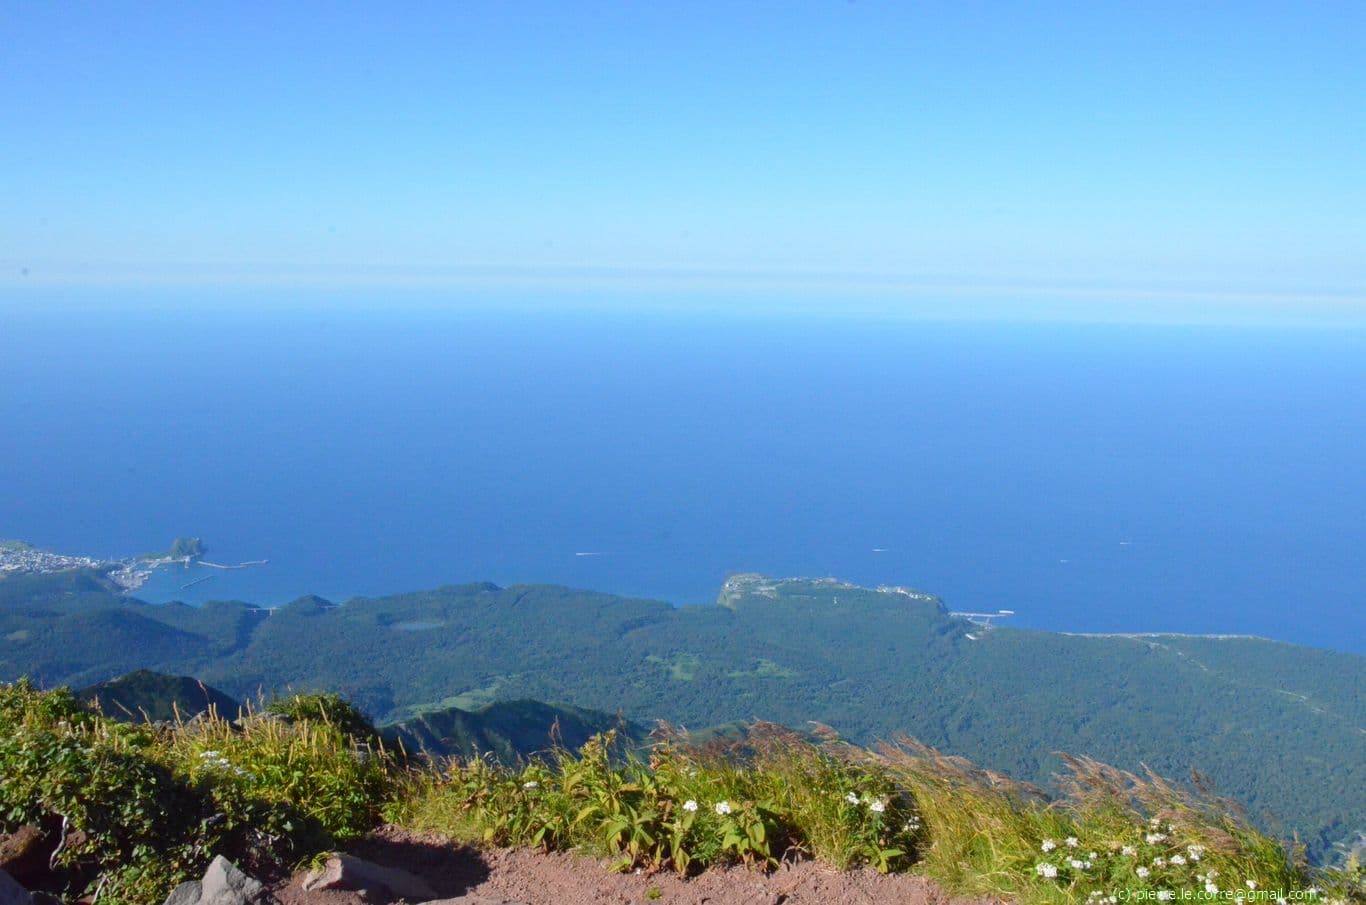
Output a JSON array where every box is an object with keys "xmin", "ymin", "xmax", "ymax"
[{"xmin": 2, "ymin": 297, "xmax": 1362, "ymax": 654}]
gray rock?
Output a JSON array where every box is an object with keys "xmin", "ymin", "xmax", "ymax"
[
  {"xmin": 0, "ymin": 869, "xmax": 31, "ymax": 905},
  {"xmin": 200, "ymin": 856, "xmax": 270, "ymax": 905},
  {"xmin": 163, "ymin": 880, "xmax": 203, "ymax": 905},
  {"xmin": 163, "ymin": 856, "xmax": 272, "ymax": 905},
  {"xmin": 303, "ymin": 854, "xmax": 437, "ymax": 901}
]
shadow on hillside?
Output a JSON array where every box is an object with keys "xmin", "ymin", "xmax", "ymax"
[{"xmin": 347, "ymin": 831, "xmax": 492, "ymax": 898}]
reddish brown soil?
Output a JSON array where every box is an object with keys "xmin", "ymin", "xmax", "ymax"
[{"xmin": 274, "ymin": 826, "xmax": 1001, "ymax": 905}]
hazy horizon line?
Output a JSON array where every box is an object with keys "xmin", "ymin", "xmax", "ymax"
[{"xmin": 3, "ymin": 260, "xmax": 1364, "ymax": 328}]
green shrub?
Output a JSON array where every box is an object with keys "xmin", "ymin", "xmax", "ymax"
[
  {"xmin": 0, "ymin": 680, "xmax": 395, "ymax": 905},
  {"xmin": 399, "ymin": 725, "xmax": 914, "ymax": 875}
]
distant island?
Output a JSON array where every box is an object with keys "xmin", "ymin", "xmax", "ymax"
[{"xmin": 141, "ymin": 536, "xmax": 206, "ymax": 561}]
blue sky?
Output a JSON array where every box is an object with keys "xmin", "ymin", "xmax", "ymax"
[{"xmin": 3, "ymin": 2, "xmax": 1364, "ymax": 317}]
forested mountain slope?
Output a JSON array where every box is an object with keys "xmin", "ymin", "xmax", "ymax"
[{"xmin": 2, "ymin": 569, "xmax": 1361, "ymax": 858}]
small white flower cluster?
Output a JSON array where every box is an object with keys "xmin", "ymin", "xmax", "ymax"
[
  {"xmin": 841, "ymin": 791, "xmax": 888, "ymax": 813},
  {"xmin": 903, "ymin": 813, "xmax": 922, "ymax": 832},
  {"xmin": 714, "ymin": 800, "xmax": 732, "ymax": 816},
  {"xmin": 682, "ymin": 799, "xmax": 699, "ymax": 812},
  {"xmin": 1146, "ymin": 832, "xmax": 1168, "ymax": 844},
  {"xmin": 1187, "ymin": 844, "xmax": 1205, "ymax": 861},
  {"xmin": 198, "ymin": 750, "xmax": 252, "ymax": 779},
  {"xmin": 1068, "ymin": 857, "xmax": 1094, "ymax": 871},
  {"xmin": 1036, "ymin": 862, "xmax": 1059, "ymax": 879},
  {"xmin": 1087, "ymin": 892, "xmax": 1118, "ymax": 904},
  {"xmin": 1042, "ymin": 839, "xmax": 1058, "ymax": 852},
  {"xmin": 522, "ymin": 781, "xmax": 539, "ymax": 790}
]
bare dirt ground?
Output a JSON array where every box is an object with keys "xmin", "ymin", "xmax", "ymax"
[{"xmin": 274, "ymin": 826, "xmax": 1002, "ymax": 905}]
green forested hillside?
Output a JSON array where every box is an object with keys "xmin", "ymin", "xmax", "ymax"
[
  {"xmin": 389, "ymin": 699, "xmax": 646, "ymax": 761},
  {"xmin": 1, "ymin": 569, "xmax": 1362, "ymax": 859},
  {"xmin": 78, "ymin": 668, "xmax": 242, "ymax": 722}
]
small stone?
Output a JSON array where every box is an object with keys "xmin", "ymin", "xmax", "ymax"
[{"xmin": 303, "ymin": 855, "xmax": 436, "ymax": 901}]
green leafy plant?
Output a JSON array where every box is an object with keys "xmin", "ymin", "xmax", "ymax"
[{"xmin": 0, "ymin": 680, "xmax": 396, "ymax": 905}]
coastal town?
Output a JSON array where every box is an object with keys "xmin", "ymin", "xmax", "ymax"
[
  {"xmin": 0, "ymin": 540, "xmax": 111, "ymax": 575},
  {"xmin": 0, "ymin": 538, "xmax": 205, "ymax": 591}
]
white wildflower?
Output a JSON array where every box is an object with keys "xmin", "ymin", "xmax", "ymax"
[
  {"xmin": 1036, "ymin": 863, "xmax": 1059, "ymax": 879},
  {"xmin": 1070, "ymin": 859, "xmax": 1085, "ymax": 870},
  {"xmin": 1122, "ymin": 846, "xmax": 1137, "ymax": 857},
  {"xmin": 1158, "ymin": 891, "xmax": 1173, "ymax": 901},
  {"xmin": 1170, "ymin": 854, "xmax": 1187, "ymax": 866},
  {"xmin": 846, "ymin": 792, "xmax": 860, "ymax": 804},
  {"xmin": 1207, "ymin": 871, "xmax": 1219, "ymax": 879},
  {"xmin": 522, "ymin": 781, "xmax": 539, "ymax": 789},
  {"xmin": 1042, "ymin": 839, "xmax": 1058, "ymax": 852},
  {"xmin": 869, "ymin": 799, "xmax": 886, "ymax": 813},
  {"xmin": 682, "ymin": 799, "xmax": 698, "ymax": 812},
  {"xmin": 1188, "ymin": 845, "xmax": 1206, "ymax": 861},
  {"xmin": 1247, "ymin": 881, "xmax": 1258, "ymax": 891},
  {"xmin": 1147, "ymin": 832, "xmax": 1168, "ymax": 844},
  {"xmin": 1136, "ymin": 867, "xmax": 1151, "ymax": 879},
  {"xmin": 199, "ymin": 750, "xmax": 221, "ymax": 758},
  {"xmin": 1153, "ymin": 857, "xmax": 1167, "ymax": 868},
  {"xmin": 1066, "ymin": 837, "xmax": 1080, "ymax": 848},
  {"xmin": 1206, "ymin": 884, "xmax": 1220, "ymax": 895},
  {"xmin": 715, "ymin": 800, "xmax": 732, "ymax": 816}
]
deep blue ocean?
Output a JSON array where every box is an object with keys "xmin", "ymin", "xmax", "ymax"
[{"xmin": 2, "ymin": 297, "xmax": 1362, "ymax": 654}]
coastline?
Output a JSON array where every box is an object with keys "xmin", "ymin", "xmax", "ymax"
[{"xmin": 0, "ymin": 539, "xmax": 268, "ymax": 594}]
